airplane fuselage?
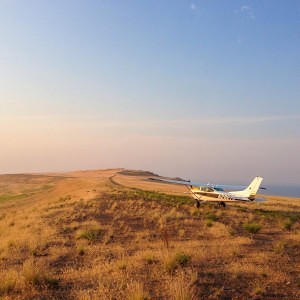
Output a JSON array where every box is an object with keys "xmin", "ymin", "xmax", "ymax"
[{"xmin": 190, "ymin": 187, "xmax": 250, "ymax": 202}]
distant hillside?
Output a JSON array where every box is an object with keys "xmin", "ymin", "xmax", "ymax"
[{"xmin": 118, "ymin": 169, "xmax": 158, "ymax": 177}]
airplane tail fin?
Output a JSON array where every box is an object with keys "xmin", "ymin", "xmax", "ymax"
[{"xmin": 232, "ymin": 177, "xmax": 263, "ymax": 200}]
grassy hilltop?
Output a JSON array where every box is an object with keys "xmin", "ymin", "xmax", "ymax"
[{"xmin": 0, "ymin": 169, "xmax": 299, "ymax": 299}]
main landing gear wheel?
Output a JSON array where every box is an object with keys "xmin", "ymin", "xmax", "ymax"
[
  {"xmin": 194, "ymin": 200, "xmax": 200, "ymax": 208},
  {"xmin": 218, "ymin": 201, "xmax": 226, "ymax": 208}
]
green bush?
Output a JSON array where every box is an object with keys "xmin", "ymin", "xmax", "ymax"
[
  {"xmin": 164, "ymin": 252, "xmax": 190, "ymax": 273},
  {"xmin": 243, "ymin": 222, "xmax": 262, "ymax": 234},
  {"xmin": 205, "ymin": 213, "xmax": 218, "ymax": 221},
  {"xmin": 283, "ymin": 219, "xmax": 293, "ymax": 230},
  {"xmin": 77, "ymin": 245, "xmax": 85, "ymax": 256},
  {"xmin": 205, "ymin": 220, "xmax": 214, "ymax": 228},
  {"xmin": 77, "ymin": 226, "xmax": 103, "ymax": 241},
  {"xmin": 274, "ymin": 241, "xmax": 286, "ymax": 254}
]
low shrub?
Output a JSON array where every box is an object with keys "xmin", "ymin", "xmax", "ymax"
[
  {"xmin": 76, "ymin": 226, "xmax": 103, "ymax": 241},
  {"xmin": 205, "ymin": 213, "xmax": 218, "ymax": 221},
  {"xmin": 205, "ymin": 220, "xmax": 214, "ymax": 228},
  {"xmin": 77, "ymin": 245, "xmax": 85, "ymax": 256},
  {"xmin": 243, "ymin": 222, "xmax": 262, "ymax": 234},
  {"xmin": 274, "ymin": 241, "xmax": 286, "ymax": 254},
  {"xmin": 143, "ymin": 254, "xmax": 157, "ymax": 265},
  {"xmin": 283, "ymin": 219, "xmax": 293, "ymax": 230},
  {"xmin": 116, "ymin": 258, "xmax": 128, "ymax": 271},
  {"xmin": 164, "ymin": 252, "xmax": 190, "ymax": 274}
]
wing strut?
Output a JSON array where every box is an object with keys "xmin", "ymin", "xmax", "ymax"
[{"xmin": 186, "ymin": 185, "xmax": 205, "ymax": 208}]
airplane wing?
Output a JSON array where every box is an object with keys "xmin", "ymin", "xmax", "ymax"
[
  {"xmin": 149, "ymin": 178, "xmax": 266, "ymax": 190},
  {"xmin": 148, "ymin": 177, "xmax": 215, "ymax": 188},
  {"xmin": 148, "ymin": 177, "xmax": 201, "ymax": 186}
]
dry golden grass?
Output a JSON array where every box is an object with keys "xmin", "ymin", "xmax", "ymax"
[
  {"xmin": 126, "ymin": 281, "xmax": 149, "ymax": 300},
  {"xmin": 22, "ymin": 258, "xmax": 59, "ymax": 288},
  {"xmin": 0, "ymin": 169, "xmax": 299, "ymax": 299},
  {"xmin": 0, "ymin": 271, "xmax": 17, "ymax": 296},
  {"xmin": 168, "ymin": 270, "xmax": 197, "ymax": 300}
]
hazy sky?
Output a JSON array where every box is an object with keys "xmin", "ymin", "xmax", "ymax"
[{"xmin": 1, "ymin": 1, "xmax": 300, "ymax": 185}]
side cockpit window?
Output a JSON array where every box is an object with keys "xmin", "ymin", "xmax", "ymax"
[{"xmin": 200, "ymin": 187, "xmax": 214, "ymax": 192}]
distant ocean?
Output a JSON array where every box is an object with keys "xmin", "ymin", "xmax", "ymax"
[{"xmin": 260, "ymin": 185, "xmax": 300, "ymax": 198}]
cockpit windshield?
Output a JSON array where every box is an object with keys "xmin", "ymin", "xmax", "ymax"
[{"xmin": 214, "ymin": 187, "xmax": 224, "ymax": 191}]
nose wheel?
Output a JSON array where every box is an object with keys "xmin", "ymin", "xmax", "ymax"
[
  {"xmin": 194, "ymin": 200, "xmax": 200, "ymax": 208},
  {"xmin": 218, "ymin": 201, "xmax": 226, "ymax": 208}
]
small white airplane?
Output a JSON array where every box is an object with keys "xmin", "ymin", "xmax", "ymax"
[{"xmin": 149, "ymin": 176, "xmax": 265, "ymax": 208}]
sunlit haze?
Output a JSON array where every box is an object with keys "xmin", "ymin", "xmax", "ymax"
[{"xmin": 1, "ymin": 1, "xmax": 299, "ymax": 186}]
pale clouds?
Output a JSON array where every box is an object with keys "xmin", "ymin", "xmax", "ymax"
[
  {"xmin": 240, "ymin": 5, "xmax": 255, "ymax": 20},
  {"xmin": 1, "ymin": 114, "xmax": 299, "ymax": 145},
  {"xmin": 190, "ymin": 3, "xmax": 198, "ymax": 10},
  {"xmin": 2, "ymin": 114, "xmax": 300, "ymax": 129}
]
